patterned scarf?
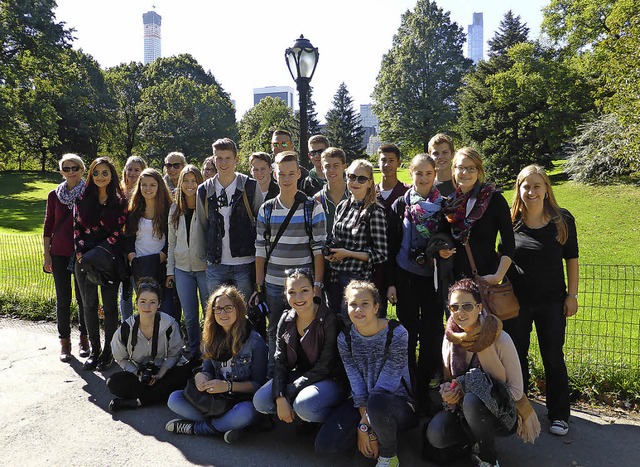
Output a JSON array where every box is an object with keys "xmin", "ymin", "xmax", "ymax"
[
  {"xmin": 55, "ymin": 179, "xmax": 85, "ymax": 208},
  {"xmin": 405, "ymin": 187, "xmax": 442, "ymax": 240},
  {"xmin": 445, "ymin": 183, "xmax": 498, "ymax": 242}
]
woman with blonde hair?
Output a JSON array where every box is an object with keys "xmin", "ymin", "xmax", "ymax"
[
  {"xmin": 445, "ymin": 147, "xmax": 514, "ymax": 287},
  {"xmin": 44, "ymin": 153, "xmax": 89, "ymax": 362},
  {"xmin": 502, "ymin": 164, "xmax": 578, "ymax": 436},
  {"xmin": 325, "ymin": 159, "xmax": 388, "ymax": 320},
  {"xmin": 119, "ymin": 155, "xmax": 147, "ymax": 321},
  {"xmin": 166, "ymin": 285, "xmax": 267, "ymax": 443},
  {"xmin": 166, "ymin": 165, "xmax": 208, "ymax": 361}
]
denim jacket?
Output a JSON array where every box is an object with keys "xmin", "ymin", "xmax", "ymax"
[
  {"xmin": 201, "ymin": 330, "xmax": 268, "ymax": 392},
  {"xmin": 195, "ymin": 173, "xmax": 263, "ymax": 264}
]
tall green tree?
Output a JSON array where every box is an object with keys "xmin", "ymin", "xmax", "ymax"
[
  {"xmin": 324, "ymin": 83, "xmax": 365, "ymax": 162},
  {"xmin": 306, "ymin": 86, "xmax": 322, "ymax": 137},
  {"xmin": 238, "ymin": 96, "xmax": 297, "ymax": 158},
  {"xmin": 457, "ymin": 42, "xmax": 593, "ymax": 184},
  {"xmin": 372, "ymin": 0, "xmax": 470, "ymax": 153},
  {"xmin": 103, "ymin": 62, "xmax": 147, "ymax": 159},
  {"xmin": 487, "ymin": 11, "xmax": 530, "ymax": 59}
]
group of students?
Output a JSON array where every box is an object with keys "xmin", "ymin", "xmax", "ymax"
[{"xmin": 43, "ymin": 131, "xmax": 579, "ymax": 467}]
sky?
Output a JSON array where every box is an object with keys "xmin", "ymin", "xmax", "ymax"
[{"xmin": 54, "ymin": 0, "xmax": 550, "ymax": 122}]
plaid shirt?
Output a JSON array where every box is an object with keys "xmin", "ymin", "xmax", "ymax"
[{"xmin": 329, "ymin": 197, "xmax": 388, "ymax": 281}]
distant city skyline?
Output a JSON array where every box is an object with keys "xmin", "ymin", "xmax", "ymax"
[
  {"xmin": 54, "ymin": 1, "xmax": 548, "ymax": 121},
  {"xmin": 253, "ymin": 86, "xmax": 295, "ymax": 109}
]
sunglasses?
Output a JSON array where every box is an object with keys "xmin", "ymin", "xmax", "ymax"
[
  {"xmin": 309, "ymin": 149, "xmax": 324, "ymax": 157},
  {"xmin": 271, "ymin": 141, "xmax": 290, "ymax": 148},
  {"xmin": 448, "ymin": 302, "xmax": 477, "ymax": 314},
  {"xmin": 347, "ymin": 173, "xmax": 371, "ymax": 184},
  {"xmin": 213, "ymin": 305, "xmax": 235, "ymax": 315},
  {"xmin": 165, "ymin": 162, "xmax": 183, "ymax": 169},
  {"xmin": 91, "ymin": 170, "xmax": 110, "ymax": 178},
  {"xmin": 62, "ymin": 165, "xmax": 81, "ymax": 173}
]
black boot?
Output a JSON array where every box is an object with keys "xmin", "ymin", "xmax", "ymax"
[
  {"xmin": 83, "ymin": 352, "xmax": 100, "ymax": 371},
  {"xmin": 96, "ymin": 350, "xmax": 113, "ymax": 371},
  {"xmin": 108, "ymin": 397, "xmax": 140, "ymax": 413}
]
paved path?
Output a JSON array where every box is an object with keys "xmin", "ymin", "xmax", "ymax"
[{"xmin": 1, "ymin": 318, "xmax": 639, "ymax": 466}]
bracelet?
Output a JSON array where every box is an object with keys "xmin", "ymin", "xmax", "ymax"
[
  {"xmin": 227, "ymin": 380, "xmax": 233, "ymax": 393},
  {"xmin": 256, "ymin": 284, "xmax": 263, "ymax": 294},
  {"xmin": 568, "ymin": 293, "xmax": 578, "ymax": 299}
]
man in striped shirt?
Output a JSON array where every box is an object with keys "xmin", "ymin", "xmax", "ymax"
[{"xmin": 254, "ymin": 151, "xmax": 327, "ymax": 373}]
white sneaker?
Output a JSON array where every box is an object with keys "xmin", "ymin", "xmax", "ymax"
[{"xmin": 549, "ymin": 419, "xmax": 569, "ymax": 436}]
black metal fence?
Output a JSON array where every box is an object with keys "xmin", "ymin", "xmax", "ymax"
[{"xmin": 2, "ymin": 234, "xmax": 639, "ymax": 382}]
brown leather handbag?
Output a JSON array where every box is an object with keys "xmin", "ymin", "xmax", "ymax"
[{"xmin": 464, "ymin": 242, "xmax": 519, "ymax": 321}]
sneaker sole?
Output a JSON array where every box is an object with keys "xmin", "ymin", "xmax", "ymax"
[{"xmin": 224, "ymin": 430, "xmax": 241, "ymax": 444}]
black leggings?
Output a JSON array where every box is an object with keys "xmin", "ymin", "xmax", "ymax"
[{"xmin": 106, "ymin": 366, "xmax": 191, "ymax": 406}]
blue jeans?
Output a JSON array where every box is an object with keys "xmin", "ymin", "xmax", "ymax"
[
  {"xmin": 119, "ymin": 276, "xmax": 135, "ymax": 322},
  {"xmin": 253, "ymin": 378, "xmax": 344, "ymax": 423},
  {"xmin": 206, "ymin": 262, "xmax": 255, "ymax": 302},
  {"xmin": 264, "ymin": 282, "xmax": 287, "ymax": 376},
  {"xmin": 167, "ymin": 389, "xmax": 258, "ymax": 433},
  {"xmin": 317, "ymin": 392, "xmax": 417, "ymax": 458},
  {"xmin": 427, "ymin": 393, "xmax": 510, "ymax": 464},
  {"xmin": 174, "ymin": 268, "xmax": 208, "ymax": 359}
]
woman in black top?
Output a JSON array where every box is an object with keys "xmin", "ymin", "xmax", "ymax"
[
  {"xmin": 445, "ymin": 147, "xmax": 514, "ymax": 285},
  {"xmin": 74, "ymin": 157, "xmax": 128, "ymax": 371},
  {"xmin": 502, "ymin": 165, "xmax": 578, "ymax": 437}
]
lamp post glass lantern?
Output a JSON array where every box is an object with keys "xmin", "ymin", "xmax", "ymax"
[{"xmin": 285, "ymin": 35, "xmax": 319, "ymax": 167}]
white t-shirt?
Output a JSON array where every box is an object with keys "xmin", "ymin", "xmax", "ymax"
[
  {"xmin": 379, "ymin": 188, "xmax": 393, "ymax": 200},
  {"xmin": 135, "ymin": 218, "xmax": 165, "ymax": 256},
  {"xmin": 216, "ymin": 178, "xmax": 254, "ymax": 265}
]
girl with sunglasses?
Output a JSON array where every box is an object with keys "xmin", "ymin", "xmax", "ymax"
[
  {"xmin": 73, "ymin": 157, "xmax": 128, "ymax": 371},
  {"xmin": 426, "ymin": 278, "xmax": 539, "ymax": 467},
  {"xmin": 43, "ymin": 154, "xmax": 89, "ymax": 362},
  {"xmin": 166, "ymin": 285, "xmax": 267, "ymax": 443},
  {"xmin": 325, "ymin": 159, "xmax": 388, "ymax": 321},
  {"xmin": 253, "ymin": 268, "xmax": 344, "ymax": 439}
]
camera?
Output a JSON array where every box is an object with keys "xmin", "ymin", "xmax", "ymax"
[
  {"xmin": 409, "ymin": 247, "xmax": 429, "ymax": 266},
  {"xmin": 138, "ymin": 361, "xmax": 159, "ymax": 385},
  {"xmin": 321, "ymin": 237, "xmax": 344, "ymax": 257}
]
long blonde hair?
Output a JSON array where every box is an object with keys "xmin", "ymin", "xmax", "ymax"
[
  {"xmin": 347, "ymin": 159, "xmax": 376, "ymax": 210},
  {"xmin": 202, "ymin": 286, "xmax": 248, "ymax": 359},
  {"xmin": 511, "ymin": 164, "xmax": 568, "ymax": 244}
]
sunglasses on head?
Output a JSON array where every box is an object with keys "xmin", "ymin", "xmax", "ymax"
[
  {"xmin": 271, "ymin": 141, "xmax": 290, "ymax": 148},
  {"xmin": 62, "ymin": 165, "xmax": 81, "ymax": 173},
  {"xmin": 347, "ymin": 173, "xmax": 370, "ymax": 184},
  {"xmin": 91, "ymin": 170, "xmax": 110, "ymax": 178},
  {"xmin": 448, "ymin": 302, "xmax": 477, "ymax": 314},
  {"xmin": 165, "ymin": 162, "xmax": 183, "ymax": 169}
]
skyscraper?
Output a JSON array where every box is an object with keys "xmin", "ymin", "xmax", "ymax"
[
  {"xmin": 468, "ymin": 12, "xmax": 483, "ymax": 64},
  {"xmin": 143, "ymin": 11, "xmax": 162, "ymax": 65}
]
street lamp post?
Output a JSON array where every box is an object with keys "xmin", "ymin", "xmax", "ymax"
[{"xmin": 285, "ymin": 35, "xmax": 319, "ymax": 168}]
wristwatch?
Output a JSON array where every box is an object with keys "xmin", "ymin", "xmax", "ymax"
[
  {"xmin": 358, "ymin": 423, "xmax": 370, "ymax": 433},
  {"xmin": 568, "ymin": 293, "xmax": 578, "ymax": 299},
  {"xmin": 314, "ymin": 281, "xmax": 324, "ymax": 289}
]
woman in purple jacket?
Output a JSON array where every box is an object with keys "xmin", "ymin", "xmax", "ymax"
[{"xmin": 43, "ymin": 154, "xmax": 89, "ymax": 362}]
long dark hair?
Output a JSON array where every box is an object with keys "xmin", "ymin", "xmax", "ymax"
[
  {"xmin": 126, "ymin": 168, "xmax": 172, "ymax": 239},
  {"xmin": 81, "ymin": 157, "xmax": 123, "ymax": 216}
]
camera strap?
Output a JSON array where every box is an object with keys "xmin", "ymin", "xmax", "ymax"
[{"xmin": 129, "ymin": 313, "xmax": 161, "ymax": 359}]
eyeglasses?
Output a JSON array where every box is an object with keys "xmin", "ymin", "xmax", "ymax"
[
  {"xmin": 92, "ymin": 170, "xmax": 110, "ymax": 178},
  {"xmin": 271, "ymin": 141, "xmax": 290, "ymax": 148},
  {"xmin": 347, "ymin": 173, "xmax": 371, "ymax": 184},
  {"xmin": 309, "ymin": 149, "xmax": 323, "ymax": 157},
  {"xmin": 213, "ymin": 305, "xmax": 235, "ymax": 315},
  {"xmin": 448, "ymin": 302, "xmax": 478, "ymax": 314},
  {"xmin": 62, "ymin": 165, "xmax": 81, "ymax": 173},
  {"xmin": 454, "ymin": 165, "xmax": 478, "ymax": 174},
  {"xmin": 165, "ymin": 162, "xmax": 183, "ymax": 169}
]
